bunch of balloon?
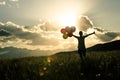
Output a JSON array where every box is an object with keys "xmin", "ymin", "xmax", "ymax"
[{"xmin": 60, "ymin": 26, "xmax": 76, "ymax": 39}]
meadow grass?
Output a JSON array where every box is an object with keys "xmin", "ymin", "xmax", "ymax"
[{"xmin": 0, "ymin": 51, "xmax": 120, "ymax": 80}]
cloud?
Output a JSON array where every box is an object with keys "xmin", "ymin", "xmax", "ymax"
[
  {"xmin": 77, "ymin": 16, "xmax": 93, "ymax": 32},
  {"xmin": 9, "ymin": 0, "xmax": 18, "ymax": 2},
  {"xmin": 0, "ymin": 29, "xmax": 11, "ymax": 36},
  {"xmin": 0, "ymin": 21, "xmax": 79, "ymax": 54},
  {"xmin": 0, "ymin": 0, "xmax": 19, "ymax": 7},
  {"xmin": 0, "ymin": 1, "xmax": 5, "ymax": 5},
  {"xmin": 0, "ymin": 16, "xmax": 120, "ymax": 56},
  {"xmin": 39, "ymin": 21, "xmax": 58, "ymax": 31},
  {"xmin": 76, "ymin": 15, "xmax": 120, "ymax": 48},
  {"xmin": 94, "ymin": 27, "xmax": 104, "ymax": 32},
  {"xmin": 94, "ymin": 27, "xmax": 120, "ymax": 42},
  {"xmin": 76, "ymin": 15, "xmax": 120, "ymax": 42},
  {"xmin": 0, "ymin": 22, "xmax": 4, "ymax": 26},
  {"xmin": 8, "ymin": 0, "xmax": 19, "ymax": 8},
  {"xmin": 0, "ymin": 21, "xmax": 61, "ymax": 50}
]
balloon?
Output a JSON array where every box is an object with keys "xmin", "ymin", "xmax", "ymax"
[
  {"xmin": 63, "ymin": 34, "xmax": 68, "ymax": 39},
  {"xmin": 61, "ymin": 26, "xmax": 76, "ymax": 39},
  {"xmin": 65, "ymin": 26, "xmax": 71, "ymax": 33},
  {"xmin": 61, "ymin": 28, "xmax": 66, "ymax": 34},
  {"xmin": 71, "ymin": 26, "xmax": 76, "ymax": 32},
  {"xmin": 68, "ymin": 32, "xmax": 73, "ymax": 37}
]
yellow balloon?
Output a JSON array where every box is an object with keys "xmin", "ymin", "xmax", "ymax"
[{"xmin": 63, "ymin": 34, "xmax": 68, "ymax": 39}]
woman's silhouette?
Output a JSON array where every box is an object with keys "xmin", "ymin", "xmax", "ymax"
[{"xmin": 73, "ymin": 31, "xmax": 95, "ymax": 60}]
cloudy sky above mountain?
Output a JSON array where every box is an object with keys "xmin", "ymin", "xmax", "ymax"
[{"xmin": 0, "ymin": 0, "xmax": 120, "ymax": 55}]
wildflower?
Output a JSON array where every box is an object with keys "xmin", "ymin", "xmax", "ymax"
[
  {"xmin": 40, "ymin": 72, "xmax": 44, "ymax": 76},
  {"xmin": 47, "ymin": 57, "xmax": 51, "ymax": 63},
  {"xmin": 80, "ymin": 73, "xmax": 84, "ymax": 76},
  {"xmin": 96, "ymin": 73, "xmax": 101, "ymax": 77},
  {"xmin": 43, "ymin": 67, "xmax": 47, "ymax": 71}
]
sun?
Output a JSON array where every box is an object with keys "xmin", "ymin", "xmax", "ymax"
[{"xmin": 58, "ymin": 13, "xmax": 77, "ymax": 26}]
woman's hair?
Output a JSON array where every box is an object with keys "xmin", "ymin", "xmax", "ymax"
[{"xmin": 79, "ymin": 31, "xmax": 83, "ymax": 36}]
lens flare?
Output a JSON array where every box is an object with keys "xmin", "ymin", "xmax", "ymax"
[{"xmin": 58, "ymin": 13, "xmax": 77, "ymax": 26}]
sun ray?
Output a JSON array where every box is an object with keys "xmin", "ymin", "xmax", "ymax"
[{"xmin": 58, "ymin": 13, "xmax": 77, "ymax": 26}]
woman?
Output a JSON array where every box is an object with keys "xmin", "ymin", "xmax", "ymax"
[{"xmin": 73, "ymin": 31, "xmax": 95, "ymax": 60}]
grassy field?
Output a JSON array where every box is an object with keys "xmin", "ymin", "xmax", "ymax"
[{"xmin": 0, "ymin": 51, "xmax": 120, "ymax": 80}]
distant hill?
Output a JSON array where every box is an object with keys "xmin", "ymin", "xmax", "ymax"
[
  {"xmin": 0, "ymin": 47, "xmax": 51, "ymax": 58},
  {"xmin": 87, "ymin": 40, "xmax": 120, "ymax": 51},
  {"xmin": 0, "ymin": 40, "xmax": 120, "ymax": 58},
  {"xmin": 56, "ymin": 40, "xmax": 120, "ymax": 55}
]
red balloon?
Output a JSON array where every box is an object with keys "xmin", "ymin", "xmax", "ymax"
[{"xmin": 61, "ymin": 28, "xmax": 66, "ymax": 34}]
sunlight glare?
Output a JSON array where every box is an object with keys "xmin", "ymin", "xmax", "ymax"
[
  {"xmin": 87, "ymin": 28, "xmax": 94, "ymax": 34},
  {"xmin": 58, "ymin": 13, "xmax": 77, "ymax": 26}
]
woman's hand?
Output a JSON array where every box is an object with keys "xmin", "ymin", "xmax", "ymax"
[{"xmin": 93, "ymin": 31, "xmax": 95, "ymax": 34}]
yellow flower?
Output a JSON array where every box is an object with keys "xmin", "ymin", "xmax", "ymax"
[
  {"xmin": 43, "ymin": 67, "xmax": 47, "ymax": 71},
  {"xmin": 40, "ymin": 72, "xmax": 44, "ymax": 76},
  {"xmin": 47, "ymin": 57, "xmax": 51, "ymax": 63}
]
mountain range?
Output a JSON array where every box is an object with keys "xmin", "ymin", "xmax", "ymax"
[
  {"xmin": 0, "ymin": 47, "xmax": 51, "ymax": 58},
  {"xmin": 0, "ymin": 40, "xmax": 120, "ymax": 58}
]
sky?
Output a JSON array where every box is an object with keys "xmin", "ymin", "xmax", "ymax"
[
  {"xmin": 0, "ymin": 0, "xmax": 120, "ymax": 31},
  {"xmin": 0, "ymin": 0, "xmax": 120, "ymax": 56}
]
